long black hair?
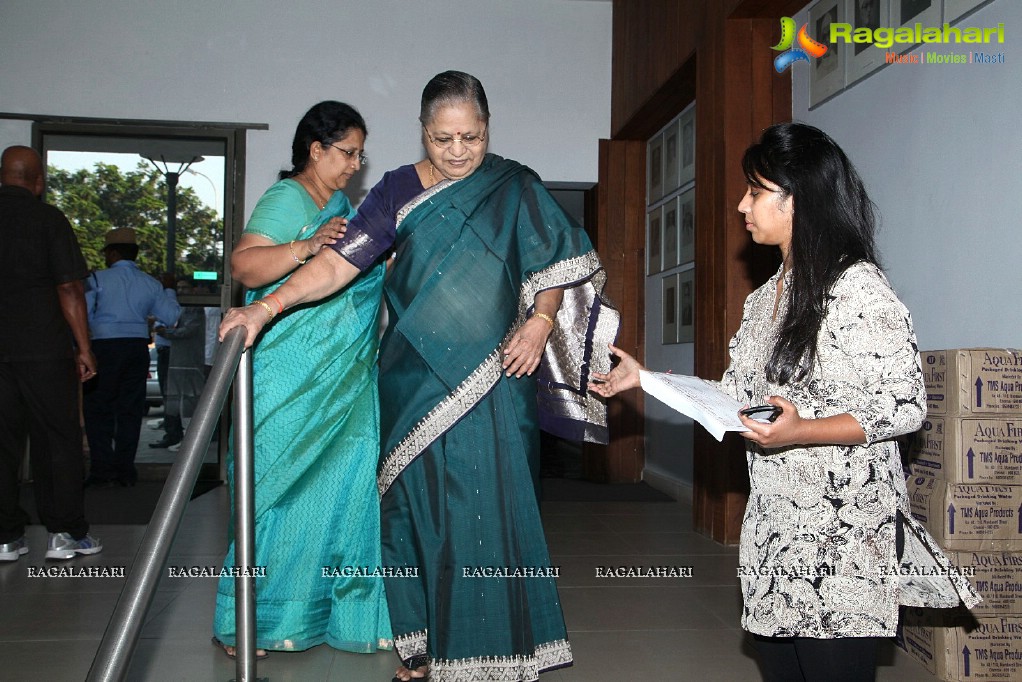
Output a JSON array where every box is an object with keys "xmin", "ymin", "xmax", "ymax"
[
  {"xmin": 280, "ymin": 101, "xmax": 367, "ymax": 180},
  {"xmin": 742, "ymin": 122, "xmax": 880, "ymax": 385},
  {"xmin": 419, "ymin": 71, "xmax": 490, "ymax": 126}
]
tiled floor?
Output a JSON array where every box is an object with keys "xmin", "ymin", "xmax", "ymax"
[{"xmin": 0, "ymin": 486, "xmax": 941, "ymax": 681}]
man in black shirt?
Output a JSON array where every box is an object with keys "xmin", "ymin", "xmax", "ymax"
[{"xmin": 0, "ymin": 146, "xmax": 102, "ymax": 561}]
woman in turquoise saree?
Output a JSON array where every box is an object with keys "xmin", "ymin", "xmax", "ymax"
[
  {"xmin": 212, "ymin": 102, "xmax": 391, "ymax": 655},
  {"xmin": 219, "ymin": 74, "xmax": 618, "ymax": 680}
]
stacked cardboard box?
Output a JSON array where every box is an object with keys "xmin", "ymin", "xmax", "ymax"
[
  {"xmin": 902, "ymin": 349, "xmax": 1022, "ymax": 681},
  {"xmin": 899, "ymin": 609, "xmax": 1022, "ymax": 680}
]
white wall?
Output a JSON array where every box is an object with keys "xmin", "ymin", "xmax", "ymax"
[
  {"xmin": 793, "ymin": 0, "xmax": 1020, "ymax": 351},
  {"xmin": 0, "ymin": 0, "xmax": 611, "ymax": 213}
]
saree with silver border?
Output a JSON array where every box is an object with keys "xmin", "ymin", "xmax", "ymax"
[{"xmin": 371, "ymin": 155, "xmax": 618, "ymax": 680}]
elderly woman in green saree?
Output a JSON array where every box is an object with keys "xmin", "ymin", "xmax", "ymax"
[{"xmin": 221, "ymin": 71, "xmax": 618, "ymax": 681}]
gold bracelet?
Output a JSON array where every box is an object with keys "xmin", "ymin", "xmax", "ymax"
[
  {"xmin": 532, "ymin": 312, "xmax": 555, "ymax": 328},
  {"xmin": 289, "ymin": 240, "xmax": 308, "ymax": 265},
  {"xmin": 253, "ymin": 299, "xmax": 275, "ymax": 322}
]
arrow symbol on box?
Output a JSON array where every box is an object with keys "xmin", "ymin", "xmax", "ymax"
[
  {"xmin": 967, "ymin": 448, "xmax": 975, "ymax": 479},
  {"xmin": 976, "ymin": 377, "xmax": 983, "ymax": 407},
  {"xmin": 948, "ymin": 503, "xmax": 956, "ymax": 534},
  {"xmin": 962, "ymin": 645, "xmax": 971, "ymax": 676}
]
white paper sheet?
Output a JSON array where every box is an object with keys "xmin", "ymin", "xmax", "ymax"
[{"xmin": 638, "ymin": 371, "xmax": 749, "ymax": 442}]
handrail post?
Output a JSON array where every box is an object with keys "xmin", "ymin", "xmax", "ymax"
[
  {"xmin": 86, "ymin": 328, "xmax": 246, "ymax": 681},
  {"xmin": 233, "ymin": 348, "xmax": 257, "ymax": 680}
]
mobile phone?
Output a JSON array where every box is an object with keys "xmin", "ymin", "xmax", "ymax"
[{"xmin": 740, "ymin": 404, "xmax": 782, "ymax": 423}]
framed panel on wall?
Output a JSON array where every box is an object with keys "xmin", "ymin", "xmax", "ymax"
[
  {"xmin": 679, "ymin": 106, "xmax": 695, "ymax": 187},
  {"xmin": 846, "ymin": 0, "xmax": 890, "ymax": 83},
  {"xmin": 678, "ymin": 269, "xmax": 694, "ymax": 343},
  {"xmin": 809, "ymin": 0, "xmax": 846, "ymax": 107},
  {"xmin": 895, "ymin": 0, "xmax": 940, "ymax": 28},
  {"xmin": 647, "ymin": 133, "xmax": 664, "ymax": 204},
  {"xmin": 663, "ymin": 199, "xmax": 679, "ymax": 270},
  {"xmin": 945, "ymin": 0, "xmax": 989, "ymax": 23},
  {"xmin": 662, "ymin": 273, "xmax": 679, "ymax": 344},
  {"xmin": 647, "ymin": 208, "xmax": 662, "ymax": 275},
  {"xmin": 679, "ymin": 189, "xmax": 695, "ymax": 265},
  {"xmin": 663, "ymin": 120, "xmax": 680, "ymax": 194}
]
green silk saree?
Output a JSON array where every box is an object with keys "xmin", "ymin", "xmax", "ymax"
[{"xmin": 377, "ymin": 155, "xmax": 618, "ymax": 679}]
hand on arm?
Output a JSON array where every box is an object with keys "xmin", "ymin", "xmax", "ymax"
[
  {"xmin": 587, "ymin": 343, "xmax": 645, "ymax": 398},
  {"xmin": 219, "ymin": 248, "xmax": 361, "ymax": 348},
  {"xmin": 305, "ymin": 218, "xmax": 347, "ymax": 257},
  {"xmin": 56, "ymin": 279, "xmax": 97, "ymax": 381},
  {"xmin": 229, "ymin": 220, "xmax": 348, "ymax": 289},
  {"xmin": 502, "ymin": 288, "xmax": 564, "ymax": 378},
  {"xmin": 738, "ymin": 396, "xmax": 866, "ymax": 449}
]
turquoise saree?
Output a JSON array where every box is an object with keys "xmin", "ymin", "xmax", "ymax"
[
  {"xmin": 213, "ymin": 180, "xmax": 391, "ymax": 652},
  {"xmin": 375, "ymin": 156, "xmax": 618, "ymax": 679}
]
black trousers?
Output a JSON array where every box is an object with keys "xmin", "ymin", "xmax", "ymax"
[
  {"xmin": 752, "ymin": 635, "xmax": 879, "ymax": 682},
  {"xmin": 0, "ymin": 359, "xmax": 88, "ymax": 542},
  {"xmin": 156, "ymin": 344, "xmax": 170, "ymax": 398},
  {"xmin": 83, "ymin": 338, "xmax": 149, "ymax": 484}
]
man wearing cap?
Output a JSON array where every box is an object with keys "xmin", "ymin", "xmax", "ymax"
[
  {"xmin": 84, "ymin": 227, "xmax": 180, "ymax": 487},
  {"xmin": 0, "ymin": 145, "xmax": 103, "ymax": 561}
]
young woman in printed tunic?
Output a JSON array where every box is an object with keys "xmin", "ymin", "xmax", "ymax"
[{"xmin": 588, "ymin": 122, "xmax": 979, "ymax": 682}]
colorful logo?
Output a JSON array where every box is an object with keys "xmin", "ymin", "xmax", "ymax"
[{"xmin": 771, "ymin": 16, "xmax": 829, "ymax": 72}]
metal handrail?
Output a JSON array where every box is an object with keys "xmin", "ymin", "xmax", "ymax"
[{"xmin": 87, "ymin": 326, "xmax": 259, "ymax": 681}]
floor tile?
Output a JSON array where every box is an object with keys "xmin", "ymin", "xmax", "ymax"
[
  {"xmin": 559, "ymin": 585, "xmax": 733, "ymax": 631},
  {"xmin": 0, "ymin": 483, "xmax": 943, "ymax": 681}
]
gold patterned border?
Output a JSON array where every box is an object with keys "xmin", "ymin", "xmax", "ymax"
[
  {"xmin": 396, "ymin": 178, "xmax": 454, "ymax": 228},
  {"xmin": 394, "ymin": 628, "xmax": 428, "ymax": 661},
  {"xmin": 430, "ymin": 638, "xmax": 572, "ymax": 681},
  {"xmin": 377, "ymin": 340, "xmax": 507, "ymax": 496}
]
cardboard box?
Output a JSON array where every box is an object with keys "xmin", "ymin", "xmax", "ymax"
[
  {"xmin": 896, "ymin": 615, "xmax": 938, "ymax": 676},
  {"xmin": 922, "ymin": 349, "xmax": 1022, "ymax": 416},
  {"xmin": 947, "ymin": 551, "xmax": 1022, "ymax": 616},
  {"xmin": 908, "ymin": 477, "xmax": 1022, "ymax": 551},
  {"xmin": 910, "ymin": 416, "xmax": 1022, "ymax": 485},
  {"xmin": 898, "ymin": 611, "xmax": 1022, "ymax": 681}
]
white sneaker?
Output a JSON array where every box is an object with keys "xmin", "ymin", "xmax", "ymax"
[
  {"xmin": 168, "ymin": 442, "xmax": 182, "ymax": 452},
  {"xmin": 147, "ymin": 419, "xmax": 164, "ymax": 429},
  {"xmin": 0, "ymin": 536, "xmax": 28, "ymax": 561},
  {"xmin": 45, "ymin": 532, "xmax": 103, "ymax": 560}
]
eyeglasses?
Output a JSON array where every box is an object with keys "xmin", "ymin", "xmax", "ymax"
[
  {"xmin": 324, "ymin": 142, "xmax": 367, "ymax": 165},
  {"xmin": 423, "ymin": 127, "xmax": 487, "ymax": 150}
]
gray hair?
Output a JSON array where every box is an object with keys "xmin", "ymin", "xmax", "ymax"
[{"xmin": 419, "ymin": 71, "xmax": 491, "ymax": 125}]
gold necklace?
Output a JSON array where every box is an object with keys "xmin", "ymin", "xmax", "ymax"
[
  {"xmin": 429, "ymin": 163, "xmax": 436, "ymax": 185},
  {"xmin": 298, "ymin": 173, "xmax": 327, "ymax": 209}
]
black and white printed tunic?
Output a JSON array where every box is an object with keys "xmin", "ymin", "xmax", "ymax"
[{"xmin": 719, "ymin": 261, "xmax": 980, "ymax": 638}]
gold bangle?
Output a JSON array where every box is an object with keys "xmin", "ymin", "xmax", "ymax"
[
  {"xmin": 253, "ymin": 299, "xmax": 275, "ymax": 322},
  {"xmin": 532, "ymin": 312, "xmax": 555, "ymax": 328},
  {"xmin": 289, "ymin": 240, "xmax": 308, "ymax": 265}
]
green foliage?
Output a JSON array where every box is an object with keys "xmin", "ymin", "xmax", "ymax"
[{"xmin": 46, "ymin": 161, "xmax": 222, "ymax": 278}]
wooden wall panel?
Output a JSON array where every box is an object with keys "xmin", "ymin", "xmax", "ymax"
[
  {"xmin": 602, "ymin": 0, "xmax": 797, "ymax": 542},
  {"xmin": 584, "ymin": 139, "xmax": 646, "ymax": 483},
  {"xmin": 612, "ymin": 0, "xmax": 808, "ymax": 136}
]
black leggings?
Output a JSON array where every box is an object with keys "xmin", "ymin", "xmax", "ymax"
[{"xmin": 752, "ymin": 635, "xmax": 879, "ymax": 682}]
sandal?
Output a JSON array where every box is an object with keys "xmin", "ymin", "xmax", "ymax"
[{"xmin": 211, "ymin": 636, "xmax": 268, "ymax": 660}]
